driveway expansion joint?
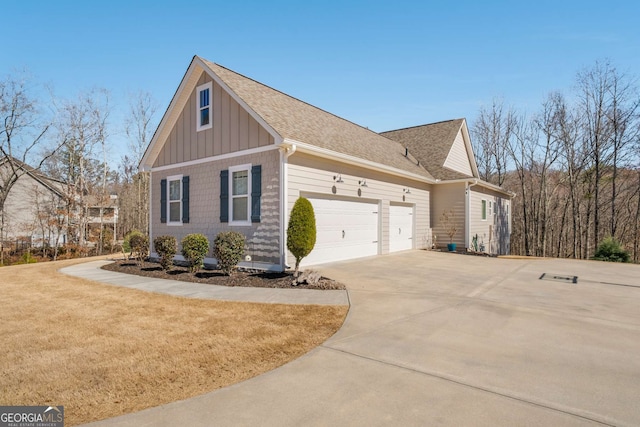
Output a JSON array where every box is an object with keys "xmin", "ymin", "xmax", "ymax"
[{"xmin": 321, "ymin": 346, "xmax": 616, "ymax": 427}]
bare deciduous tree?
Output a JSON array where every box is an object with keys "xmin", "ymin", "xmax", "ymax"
[
  {"xmin": 472, "ymin": 99, "xmax": 517, "ymax": 186},
  {"xmin": 0, "ymin": 72, "xmax": 62, "ymax": 264},
  {"xmin": 475, "ymin": 60, "xmax": 640, "ymax": 262},
  {"xmin": 118, "ymin": 90, "xmax": 157, "ymax": 236}
]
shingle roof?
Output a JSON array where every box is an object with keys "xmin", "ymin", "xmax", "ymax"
[
  {"xmin": 199, "ymin": 58, "xmax": 434, "ymax": 180},
  {"xmin": 0, "ymin": 155, "xmax": 67, "ymax": 197},
  {"xmin": 380, "ymin": 119, "xmax": 474, "ymax": 181}
]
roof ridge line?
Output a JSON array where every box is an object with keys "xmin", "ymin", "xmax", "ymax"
[
  {"xmin": 208, "ymin": 61, "xmax": 392, "ymax": 141},
  {"xmin": 380, "ymin": 118, "xmax": 465, "ymax": 134}
]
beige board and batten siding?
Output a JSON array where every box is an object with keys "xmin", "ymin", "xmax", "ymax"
[
  {"xmin": 468, "ymin": 186, "xmax": 510, "ymax": 255},
  {"xmin": 151, "ymin": 150, "xmax": 281, "ymax": 267},
  {"xmin": 286, "ymin": 152, "xmax": 432, "ymax": 267},
  {"xmin": 430, "ymin": 183, "xmax": 466, "ymax": 249},
  {"xmin": 153, "ymin": 72, "xmax": 275, "ymax": 168},
  {"xmin": 442, "ymin": 130, "xmax": 473, "ymax": 176}
]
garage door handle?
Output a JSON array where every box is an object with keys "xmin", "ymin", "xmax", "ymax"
[
  {"xmin": 342, "ymin": 230, "xmax": 345, "ymax": 239},
  {"xmin": 399, "ymin": 228, "xmax": 401, "ymax": 235}
]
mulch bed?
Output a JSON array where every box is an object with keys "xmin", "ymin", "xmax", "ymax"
[{"xmin": 102, "ymin": 260, "xmax": 346, "ymax": 290}]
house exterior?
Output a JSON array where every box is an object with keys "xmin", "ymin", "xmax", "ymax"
[
  {"xmin": 140, "ymin": 56, "xmax": 512, "ymax": 271},
  {"xmin": 0, "ymin": 156, "xmax": 68, "ymax": 248},
  {"xmin": 381, "ymin": 120, "xmax": 513, "ymax": 255},
  {"xmin": 85, "ymin": 194, "xmax": 119, "ymax": 246}
]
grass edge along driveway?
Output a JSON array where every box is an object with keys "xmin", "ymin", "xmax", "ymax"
[{"xmin": 0, "ymin": 257, "xmax": 348, "ymax": 426}]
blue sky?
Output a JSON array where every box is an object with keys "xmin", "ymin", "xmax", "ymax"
[{"xmin": 2, "ymin": 0, "xmax": 639, "ymax": 163}]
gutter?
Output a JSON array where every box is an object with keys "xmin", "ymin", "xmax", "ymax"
[
  {"xmin": 440, "ymin": 177, "xmax": 514, "ymax": 198},
  {"xmin": 282, "ymin": 138, "xmax": 437, "ymax": 185},
  {"xmin": 279, "ymin": 143, "xmax": 297, "ymax": 271}
]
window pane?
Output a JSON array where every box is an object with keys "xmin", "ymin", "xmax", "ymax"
[
  {"xmin": 481, "ymin": 200, "xmax": 486, "ymax": 220},
  {"xmin": 200, "ymin": 88, "xmax": 209, "ymax": 108},
  {"xmin": 201, "ymin": 108, "xmax": 209, "ymax": 126},
  {"xmin": 169, "ymin": 201, "xmax": 181, "ymax": 222},
  {"xmin": 232, "ymin": 170, "xmax": 248, "ymax": 195},
  {"xmin": 232, "ymin": 197, "xmax": 248, "ymax": 221},
  {"xmin": 169, "ymin": 180, "xmax": 181, "ymax": 201}
]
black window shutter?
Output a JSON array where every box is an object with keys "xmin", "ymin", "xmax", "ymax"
[
  {"xmin": 182, "ymin": 176, "xmax": 190, "ymax": 223},
  {"xmin": 251, "ymin": 165, "xmax": 261, "ymax": 223},
  {"xmin": 160, "ymin": 179, "xmax": 167, "ymax": 223},
  {"xmin": 220, "ymin": 170, "xmax": 228, "ymax": 222}
]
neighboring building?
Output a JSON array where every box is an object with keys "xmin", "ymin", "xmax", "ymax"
[
  {"xmin": 140, "ymin": 56, "xmax": 512, "ymax": 271},
  {"xmin": 0, "ymin": 156, "xmax": 68, "ymax": 248},
  {"xmin": 84, "ymin": 194, "xmax": 119, "ymax": 246}
]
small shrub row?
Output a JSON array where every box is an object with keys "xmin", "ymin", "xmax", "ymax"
[{"xmin": 150, "ymin": 231, "xmax": 246, "ymax": 275}]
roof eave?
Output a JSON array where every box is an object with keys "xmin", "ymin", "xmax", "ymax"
[
  {"xmin": 282, "ymin": 138, "xmax": 436, "ymax": 184},
  {"xmin": 459, "ymin": 119, "xmax": 480, "ymax": 178},
  {"xmin": 437, "ymin": 177, "xmax": 513, "ymax": 197},
  {"xmin": 139, "ymin": 56, "xmax": 284, "ymax": 172}
]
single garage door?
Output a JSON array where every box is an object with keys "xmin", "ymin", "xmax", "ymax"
[
  {"xmin": 389, "ymin": 204, "xmax": 413, "ymax": 252},
  {"xmin": 301, "ymin": 197, "xmax": 379, "ymax": 266}
]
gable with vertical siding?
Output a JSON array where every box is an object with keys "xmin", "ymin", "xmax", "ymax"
[
  {"xmin": 153, "ymin": 71, "xmax": 275, "ymax": 168},
  {"xmin": 443, "ymin": 130, "xmax": 473, "ymax": 176}
]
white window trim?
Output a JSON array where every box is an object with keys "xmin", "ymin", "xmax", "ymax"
[
  {"xmin": 167, "ymin": 174, "xmax": 183, "ymax": 226},
  {"xmin": 489, "ymin": 200, "xmax": 493, "ymax": 218},
  {"xmin": 229, "ymin": 163, "xmax": 252, "ymax": 226},
  {"xmin": 196, "ymin": 82, "xmax": 212, "ymax": 132},
  {"xmin": 481, "ymin": 199, "xmax": 487, "ymax": 221}
]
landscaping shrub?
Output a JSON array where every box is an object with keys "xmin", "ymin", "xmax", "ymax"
[
  {"xmin": 181, "ymin": 233, "xmax": 209, "ymax": 273},
  {"xmin": 122, "ymin": 230, "xmax": 139, "ymax": 258},
  {"xmin": 593, "ymin": 236, "xmax": 630, "ymax": 263},
  {"xmin": 287, "ymin": 197, "xmax": 316, "ymax": 275},
  {"xmin": 213, "ymin": 231, "xmax": 246, "ymax": 275},
  {"xmin": 154, "ymin": 235, "xmax": 177, "ymax": 271},
  {"xmin": 101, "ymin": 228, "xmax": 114, "ymax": 253},
  {"xmin": 21, "ymin": 252, "xmax": 37, "ymax": 264},
  {"xmin": 128, "ymin": 230, "xmax": 149, "ymax": 265}
]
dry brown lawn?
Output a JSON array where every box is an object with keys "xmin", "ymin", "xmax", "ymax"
[{"xmin": 0, "ymin": 257, "xmax": 348, "ymax": 426}]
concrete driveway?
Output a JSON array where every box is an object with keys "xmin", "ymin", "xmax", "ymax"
[{"xmin": 87, "ymin": 251, "xmax": 640, "ymax": 426}]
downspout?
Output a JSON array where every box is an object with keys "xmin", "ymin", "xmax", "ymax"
[
  {"xmin": 279, "ymin": 144, "xmax": 296, "ymax": 271},
  {"xmin": 148, "ymin": 170, "xmax": 153, "ymax": 257},
  {"xmin": 465, "ymin": 179, "xmax": 479, "ymax": 250}
]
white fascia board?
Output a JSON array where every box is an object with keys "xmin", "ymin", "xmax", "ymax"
[
  {"xmin": 444, "ymin": 177, "xmax": 513, "ymax": 197},
  {"xmin": 140, "ymin": 57, "xmax": 284, "ymax": 172},
  {"xmin": 193, "ymin": 57, "xmax": 283, "ymax": 146},
  {"xmin": 150, "ymin": 144, "xmax": 279, "ymax": 173},
  {"xmin": 140, "ymin": 58, "xmax": 202, "ymax": 171},
  {"xmin": 282, "ymin": 138, "xmax": 436, "ymax": 184},
  {"xmin": 459, "ymin": 119, "xmax": 480, "ymax": 178}
]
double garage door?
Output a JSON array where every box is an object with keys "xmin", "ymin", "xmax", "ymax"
[{"xmin": 301, "ymin": 198, "xmax": 413, "ymax": 267}]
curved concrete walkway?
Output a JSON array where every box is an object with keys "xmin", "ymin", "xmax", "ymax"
[
  {"xmin": 80, "ymin": 251, "xmax": 640, "ymax": 426},
  {"xmin": 60, "ymin": 260, "xmax": 349, "ymax": 306}
]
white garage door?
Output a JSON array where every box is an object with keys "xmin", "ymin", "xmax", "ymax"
[
  {"xmin": 301, "ymin": 198, "xmax": 379, "ymax": 266},
  {"xmin": 389, "ymin": 204, "xmax": 413, "ymax": 252}
]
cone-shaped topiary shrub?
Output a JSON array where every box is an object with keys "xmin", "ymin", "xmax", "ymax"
[
  {"xmin": 181, "ymin": 233, "xmax": 209, "ymax": 273},
  {"xmin": 287, "ymin": 197, "xmax": 316, "ymax": 275},
  {"xmin": 213, "ymin": 231, "xmax": 246, "ymax": 275},
  {"xmin": 154, "ymin": 235, "xmax": 177, "ymax": 270}
]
